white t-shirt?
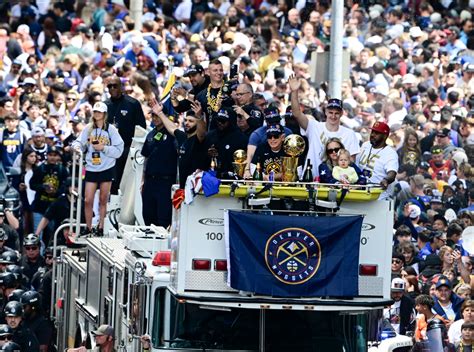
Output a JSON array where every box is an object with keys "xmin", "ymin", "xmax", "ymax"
[
  {"xmin": 356, "ymin": 141, "xmax": 399, "ymax": 199},
  {"xmin": 301, "ymin": 119, "xmax": 360, "ymax": 176},
  {"xmin": 440, "ymin": 301, "xmax": 456, "ymax": 322},
  {"xmin": 448, "ymin": 318, "xmax": 464, "ymax": 345},
  {"xmin": 384, "ymin": 300, "xmax": 401, "ymax": 334}
]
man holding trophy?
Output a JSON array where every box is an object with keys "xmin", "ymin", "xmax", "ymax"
[{"xmin": 249, "ymin": 125, "xmax": 305, "ymax": 182}]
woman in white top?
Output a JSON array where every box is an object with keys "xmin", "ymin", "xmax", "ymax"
[
  {"xmin": 18, "ymin": 149, "xmax": 37, "ymax": 234},
  {"xmin": 72, "ymin": 102, "xmax": 124, "ymax": 236}
]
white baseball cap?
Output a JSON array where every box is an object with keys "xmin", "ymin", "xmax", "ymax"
[
  {"xmin": 391, "ymin": 278, "xmax": 405, "ymax": 292},
  {"xmin": 408, "ymin": 204, "xmax": 421, "ymax": 219},
  {"xmin": 92, "ymin": 102, "xmax": 108, "ymax": 113},
  {"xmin": 32, "ymin": 127, "xmax": 45, "ymax": 136}
]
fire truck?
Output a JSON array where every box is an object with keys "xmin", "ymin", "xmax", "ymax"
[{"xmin": 51, "ymin": 134, "xmax": 412, "ymax": 352}]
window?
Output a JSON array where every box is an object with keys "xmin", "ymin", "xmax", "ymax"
[
  {"xmin": 151, "ymin": 288, "xmax": 166, "ymax": 347},
  {"xmin": 168, "ymin": 296, "xmax": 372, "ymax": 351}
]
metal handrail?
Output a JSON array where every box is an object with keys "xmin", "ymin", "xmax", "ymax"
[
  {"xmin": 50, "ymin": 222, "xmax": 88, "ymax": 322},
  {"xmin": 70, "ymin": 149, "xmax": 84, "ymax": 237},
  {"xmin": 218, "ymin": 179, "xmax": 382, "ymax": 190}
]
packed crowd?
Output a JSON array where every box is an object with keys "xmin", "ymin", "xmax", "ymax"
[{"xmin": 0, "ymin": 0, "xmax": 473, "ymax": 350}]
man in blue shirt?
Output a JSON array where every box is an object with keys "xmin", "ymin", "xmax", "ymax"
[
  {"xmin": 124, "ymin": 36, "xmax": 158, "ymax": 65},
  {"xmin": 418, "ymin": 231, "xmax": 447, "ymax": 260}
]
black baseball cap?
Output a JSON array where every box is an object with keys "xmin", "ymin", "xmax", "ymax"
[
  {"xmin": 184, "ymin": 64, "xmax": 204, "ymax": 77},
  {"xmin": 437, "ymin": 128, "xmax": 450, "ymax": 137},
  {"xmin": 326, "ymin": 98, "xmax": 343, "ymax": 110},
  {"xmin": 264, "ymin": 107, "xmax": 281, "ymax": 123},
  {"xmin": 216, "ymin": 107, "xmax": 236, "ymax": 121},
  {"xmin": 266, "ymin": 124, "xmax": 284, "ymax": 136},
  {"xmin": 47, "ymin": 146, "xmax": 62, "ymax": 155}
]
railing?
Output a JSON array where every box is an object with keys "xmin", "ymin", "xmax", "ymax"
[{"xmin": 70, "ymin": 148, "xmax": 84, "ymax": 236}]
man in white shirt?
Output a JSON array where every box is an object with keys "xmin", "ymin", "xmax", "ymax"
[
  {"xmin": 384, "ymin": 278, "xmax": 416, "ymax": 335},
  {"xmin": 356, "ymin": 121, "xmax": 398, "ymax": 199},
  {"xmin": 288, "ymin": 75, "xmax": 359, "ymax": 175}
]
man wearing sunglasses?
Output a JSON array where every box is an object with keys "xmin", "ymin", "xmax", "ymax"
[
  {"xmin": 0, "ymin": 324, "xmax": 14, "ymax": 348},
  {"xmin": 105, "ymin": 76, "xmax": 146, "ymax": 193},
  {"xmin": 250, "ymin": 125, "xmax": 287, "ymax": 181},
  {"xmin": 20, "ymin": 234, "xmax": 44, "ymax": 283},
  {"xmin": 243, "ymin": 107, "xmax": 293, "ymax": 179},
  {"xmin": 418, "ymin": 231, "xmax": 448, "ymax": 260}
]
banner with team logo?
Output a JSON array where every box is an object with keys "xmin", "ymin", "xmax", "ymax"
[{"xmin": 224, "ymin": 211, "xmax": 363, "ymax": 297}]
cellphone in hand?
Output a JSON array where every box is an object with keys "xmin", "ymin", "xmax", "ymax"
[{"xmin": 230, "ymin": 64, "xmax": 238, "ymax": 78}]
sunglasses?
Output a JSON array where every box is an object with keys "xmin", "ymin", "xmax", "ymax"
[
  {"xmin": 25, "ymin": 246, "xmax": 39, "ymax": 251},
  {"xmin": 327, "ymin": 147, "xmax": 341, "ymax": 154},
  {"xmin": 251, "ymin": 51, "xmax": 261, "ymax": 54},
  {"xmin": 46, "ymin": 255, "xmax": 53, "ymax": 259},
  {"xmin": 267, "ymin": 133, "xmax": 282, "ymax": 139},
  {"xmin": 392, "ymin": 259, "xmax": 402, "ymax": 264},
  {"xmin": 0, "ymin": 335, "xmax": 12, "ymax": 341},
  {"xmin": 107, "ymin": 84, "xmax": 120, "ymax": 89},
  {"xmin": 67, "ymin": 97, "xmax": 77, "ymax": 101}
]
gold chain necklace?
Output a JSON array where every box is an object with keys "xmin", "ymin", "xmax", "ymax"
[{"xmin": 207, "ymin": 83, "xmax": 223, "ymax": 112}]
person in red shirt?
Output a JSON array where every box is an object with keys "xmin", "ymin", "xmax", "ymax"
[{"xmin": 428, "ymin": 145, "xmax": 451, "ymax": 181}]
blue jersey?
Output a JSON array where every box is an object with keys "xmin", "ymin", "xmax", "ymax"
[{"xmin": 0, "ymin": 129, "xmax": 25, "ymax": 170}]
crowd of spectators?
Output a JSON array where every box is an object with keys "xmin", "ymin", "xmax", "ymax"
[{"xmin": 0, "ymin": 0, "xmax": 474, "ymax": 350}]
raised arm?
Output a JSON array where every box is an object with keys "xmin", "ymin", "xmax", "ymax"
[
  {"xmin": 288, "ymin": 75, "xmax": 308, "ymax": 131},
  {"xmin": 191, "ymin": 100, "xmax": 207, "ymax": 142},
  {"xmin": 150, "ymin": 98, "xmax": 178, "ymax": 135}
]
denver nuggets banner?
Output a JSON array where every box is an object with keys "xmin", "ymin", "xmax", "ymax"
[{"xmin": 224, "ymin": 211, "xmax": 363, "ymax": 297}]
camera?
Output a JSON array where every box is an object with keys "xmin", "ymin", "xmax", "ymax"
[{"xmin": 222, "ymin": 79, "xmax": 239, "ymax": 97}]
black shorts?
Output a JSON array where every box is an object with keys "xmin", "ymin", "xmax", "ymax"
[{"xmin": 84, "ymin": 167, "xmax": 115, "ymax": 184}]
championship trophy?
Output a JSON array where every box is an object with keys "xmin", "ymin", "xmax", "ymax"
[
  {"xmin": 282, "ymin": 134, "xmax": 305, "ymax": 182},
  {"xmin": 232, "ymin": 149, "xmax": 247, "ymax": 178}
]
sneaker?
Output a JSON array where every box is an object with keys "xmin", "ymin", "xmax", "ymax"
[
  {"xmin": 94, "ymin": 227, "xmax": 104, "ymax": 237},
  {"xmin": 79, "ymin": 228, "xmax": 92, "ymax": 237}
]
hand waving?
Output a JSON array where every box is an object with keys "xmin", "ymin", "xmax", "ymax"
[{"xmin": 288, "ymin": 74, "xmax": 301, "ymax": 92}]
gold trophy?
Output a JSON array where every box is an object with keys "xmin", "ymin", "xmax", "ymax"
[
  {"xmin": 282, "ymin": 135, "xmax": 305, "ymax": 182},
  {"xmin": 232, "ymin": 149, "xmax": 247, "ymax": 178}
]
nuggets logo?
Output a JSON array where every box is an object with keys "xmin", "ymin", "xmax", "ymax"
[{"xmin": 265, "ymin": 228, "xmax": 321, "ymax": 285}]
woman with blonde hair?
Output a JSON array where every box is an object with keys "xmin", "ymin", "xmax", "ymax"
[
  {"xmin": 318, "ymin": 137, "xmax": 365, "ymax": 184},
  {"xmin": 72, "ymin": 102, "xmax": 124, "ymax": 236},
  {"xmin": 439, "ymin": 245, "xmax": 455, "ymax": 272}
]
